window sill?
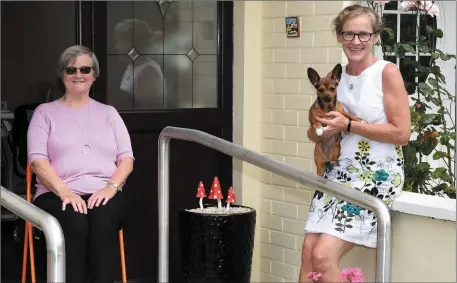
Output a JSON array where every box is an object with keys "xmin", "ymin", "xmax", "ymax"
[{"xmin": 391, "ymin": 191, "xmax": 456, "ymax": 222}]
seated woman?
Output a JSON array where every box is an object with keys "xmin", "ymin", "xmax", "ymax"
[{"xmin": 27, "ymin": 45, "xmax": 134, "ymax": 283}]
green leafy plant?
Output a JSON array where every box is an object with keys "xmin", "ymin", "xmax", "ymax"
[{"xmin": 367, "ymin": 1, "xmax": 456, "ymax": 198}]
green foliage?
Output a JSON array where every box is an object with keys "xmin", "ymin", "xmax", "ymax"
[{"xmin": 367, "ymin": 1, "xmax": 456, "ymax": 198}]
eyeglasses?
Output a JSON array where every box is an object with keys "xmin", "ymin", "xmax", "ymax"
[
  {"xmin": 340, "ymin": 31, "xmax": 374, "ymax": 42},
  {"xmin": 65, "ymin": 66, "xmax": 93, "ymax": 75}
]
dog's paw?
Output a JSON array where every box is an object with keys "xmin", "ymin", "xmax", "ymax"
[{"xmin": 316, "ymin": 127, "xmax": 324, "ymax": 136}]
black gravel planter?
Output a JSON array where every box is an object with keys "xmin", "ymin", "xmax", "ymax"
[{"xmin": 179, "ymin": 204, "xmax": 256, "ymax": 283}]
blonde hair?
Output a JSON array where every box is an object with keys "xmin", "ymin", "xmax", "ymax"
[{"xmin": 332, "ymin": 4, "xmax": 383, "ymax": 34}]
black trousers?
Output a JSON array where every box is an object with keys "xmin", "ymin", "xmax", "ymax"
[{"xmin": 34, "ymin": 192, "xmax": 125, "ymax": 283}]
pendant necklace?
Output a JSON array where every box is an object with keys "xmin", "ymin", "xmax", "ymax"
[
  {"xmin": 346, "ymin": 59, "xmax": 376, "ymax": 91},
  {"xmin": 347, "ymin": 74, "xmax": 357, "ymax": 91},
  {"xmin": 80, "ymin": 103, "xmax": 92, "ymax": 154},
  {"xmin": 346, "ymin": 67, "xmax": 358, "ymax": 91},
  {"xmin": 67, "ymin": 96, "xmax": 92, "ymax": 154}
]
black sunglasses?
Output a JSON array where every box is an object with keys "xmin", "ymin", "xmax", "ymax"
[{"xmin": 65, "ymin": 66, "xmax": 93, "ymax": 75}]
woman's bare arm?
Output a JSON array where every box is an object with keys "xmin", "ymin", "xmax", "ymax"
[
  {"xmin": 110, "ymin": 157, "xmax": 134, "ymax": 188},
  {"xmin": 31, "ymin": 158, "xmax": 71, "ymax": 199}
]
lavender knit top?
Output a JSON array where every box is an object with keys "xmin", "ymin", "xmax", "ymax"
[{"xmin": 27, "ymin": 98, "xmax": 134, "ymax": 199}]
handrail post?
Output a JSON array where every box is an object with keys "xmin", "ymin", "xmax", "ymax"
[
  {"xmin": 375, "ymin": 205, "xmax": 392, "ymax": 282},
  {"xmin": 0, "ymin": 187, "xmax": 65, "ymax": 282},
  {"xmin": 158, "ymin": 136, "xmax": 170, "ymax": 283},
  {"xmin": 158, "ymin": 126, "xmax": 391, "ymax": 283}
]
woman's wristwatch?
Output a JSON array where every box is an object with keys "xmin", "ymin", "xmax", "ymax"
[
  {"xmin": 107, "ymin": 181, "xmax": 123, "ymax": 192},
  {"xmin": 346, "ymin": 118, "xmax": 352, "ymax": 132}
]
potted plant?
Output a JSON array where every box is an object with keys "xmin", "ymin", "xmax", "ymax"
[
  {"xmin": 367, "ymin": 0, "xmax": 456, "ymax": 198},
  {"xmin": 179, "ymin": 177, "xmax": 256, "ymax": 283}
]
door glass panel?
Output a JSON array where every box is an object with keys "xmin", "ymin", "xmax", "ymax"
[
  {"xmin": 193, "ymin": 2, "xmax": 218, "ymax": 55},
  {"xmin": 193, "ymin": 55, "xmax": 217, "ymax": 108},
  {"xmin": 133, "ymin": 1, "xmax": 164, "ymax": 54},
  {"xmin": 164, "ymin": 2, "xmax": 193, "ymax": 54},
  {"xmin": 106, "ymin": 0, "xmax": 218, "ymax": 110},
  {"xmin": 107, "ymin": 2, "xmax": 134, "ymax": 55},
  {"xmin": 107, "ymin": 55, "xmax": 134, "ymax": 110},
  {"xmin": 164, "ymin": 55, "xmax": 192, "ymax": 108}
]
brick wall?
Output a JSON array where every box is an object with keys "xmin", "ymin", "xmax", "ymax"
[{"xmin": 258, "ymin": 1, "xmax": 350, "ymax": 281}]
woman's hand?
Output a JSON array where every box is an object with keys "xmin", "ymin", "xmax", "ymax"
[
  {"xmin": 87, "ymin": 186, "xmax": 117, "ymax": 209},
  {"xmin": 315, "ymin": 111, "xmax": 349, "ymax": 137},
  {"xmin": 60, "ymin": 189, "xmax": 88, "ymax": 214}
]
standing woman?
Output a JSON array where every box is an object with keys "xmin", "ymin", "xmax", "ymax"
[
  {"xmin": 299, "ymin": 5, "xmax": 410, "ymax": 282},
  {"xmin": 27, "ymin": 45, "xmax": 134, "ymax": 283}
]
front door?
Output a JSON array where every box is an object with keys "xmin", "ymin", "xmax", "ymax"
[{"xmin": 79, "ymin": 1, "xmax": 233, "ymax": 282}]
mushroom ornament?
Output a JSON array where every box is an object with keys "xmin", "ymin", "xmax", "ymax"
[
  {"xmin": 196, "ymin": 181, "xmax": 207, "ymax": 209},
  {"xmin": 208, "ymin": 176, "xmax": 224, "ymax": 209},
  {"xmin": 226, "ymin": 186, "xmax": 236, "ymax": 209}
]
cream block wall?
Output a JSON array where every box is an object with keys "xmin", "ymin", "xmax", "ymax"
[
  {"xmin": 259, "ymin": 1, "xmax": 350, "ymax": 281},
  {"xmin": 390, "ymin": 212, "xmax": 456, "ymax": 282},
  {"xmin": 335, "ymin": 211, "xmax": 457, "ymax": 282},
  {"xmin": 233, "ymin": 2, "xmax": 263, "ymax": 281}
]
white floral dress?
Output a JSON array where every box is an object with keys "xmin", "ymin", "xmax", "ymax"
[{"xmin": 304, "ymin": 60, "xmax": 404, "ymax": 248}]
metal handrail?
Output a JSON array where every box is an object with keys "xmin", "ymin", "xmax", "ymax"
[
  {"xmin": 158, "ymin": 126, "xmax": 391, "ymax": 283},
  {"xmin": 0, "ymin": 186, "xmax": 65, "ymax": 282}
]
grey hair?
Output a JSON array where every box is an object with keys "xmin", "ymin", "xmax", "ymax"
[{"xmin": 57, "ymin": 45, "xmax": 100, "ymax": 78}]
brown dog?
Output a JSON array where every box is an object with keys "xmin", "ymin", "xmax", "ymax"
[{"xmin": 308, "ymin": 64, "xmax": 362, "ymax": 176}]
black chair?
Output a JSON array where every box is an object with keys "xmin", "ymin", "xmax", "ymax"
[{"xmin": 1, "ymin": 103, "xmax": 39, "ymax": 221}]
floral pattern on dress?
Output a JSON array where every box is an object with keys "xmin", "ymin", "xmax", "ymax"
[{"xmin": 309, "ymin": 139, "xmax": 404, "ymax": 236}]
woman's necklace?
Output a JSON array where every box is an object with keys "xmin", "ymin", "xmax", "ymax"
[
  {"xmin": 346, "ymin": 59, "xmax": 376, "ymax": 91},
  {"xmin": 347, "ymin": 74, "xmax": 357, "ymax": 91},
  {"xmin": 78, "ymin": 104, "xmax": 92, "ymax": 154},
  {"xmin": 64, "ymin": 95, "xmax": 92, "ymax": 154}
]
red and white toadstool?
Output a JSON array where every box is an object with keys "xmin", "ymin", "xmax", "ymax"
[
  {"xmin": 208, "ymin": 176, "xmax": 224, "ymax": 209},
  {"xmin": 226, "ymin": 186, "xmax": 236, "ymax": 209},
  {"xmin": 196, "ymin": 181, "xmax": 207, "ymax": 209}
]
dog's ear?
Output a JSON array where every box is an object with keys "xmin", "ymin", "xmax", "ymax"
[
  {"xmin": 307, "ymin": 67, "xmax": 321, "ymax": 88},
  {"xmin": 330, "ymin": 64, "xmax": 342, "ymax": 84}
]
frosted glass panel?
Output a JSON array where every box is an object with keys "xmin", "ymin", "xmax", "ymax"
[
  {"xmin": 164, "ymin": 55, "xmax": 192, "ymax": 108},
  {"xmin": 107, "ymin": 55, "xmax": 133, "ymax": 110},
  {"xmin": 107, "ymin": 55, "xmax": 165, "ymax": 110},
  {"xmin": 164, "ymin": 1, "xmax": 193, "ymax": 54},
  {"xmin": 193, "ymin": 2, "xmax": 217, "ymax": 55},
  {"xmin": 107, "ymin": 2, "xmax": 134, "ymax": 55},
  {"xmin": 193, "ymin": 55, "xmax": 217, "ymax": 108},
  {"xmin": 133, "ymin": 1, "xmax": 164, "ymax": 54},
  {"xmin": 106, "ymin": 1, "xmax": 219, "ymax": 110}
]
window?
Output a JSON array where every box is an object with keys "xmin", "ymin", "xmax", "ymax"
[
  {"xmin": 374, "ymin": 1, "xmax": 455, "ymax": 179},
  {"xmin": 379, "ymin": 1, "xmax": 438, "ymax": 95},
  {"xmin": 106, "ymin": 1, "xmax": 219, "ymax": 110}
]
